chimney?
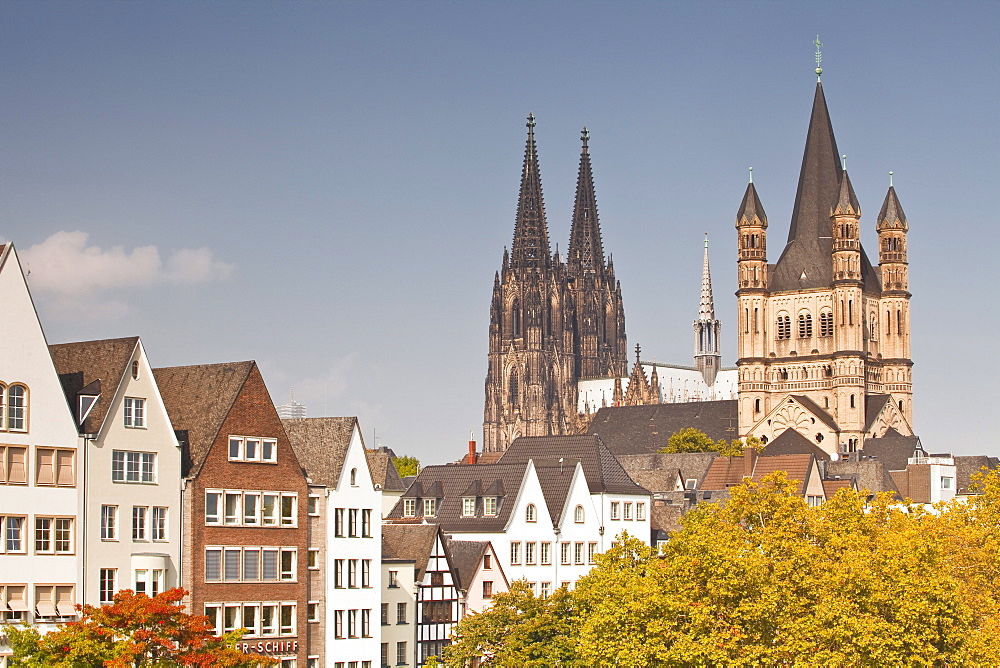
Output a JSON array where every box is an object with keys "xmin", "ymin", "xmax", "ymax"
[
  {"xmin": 743, "ymin": 446, "xmax": 757, "ymax": 479},
  {"xmin": 467, "ymin": 431, "xmax": 477, "ymax": 465}
]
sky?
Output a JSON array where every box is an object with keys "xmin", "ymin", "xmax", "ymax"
[{"xmin": 2, "ymin": 1, "xmax": 998, "ymax": 463}]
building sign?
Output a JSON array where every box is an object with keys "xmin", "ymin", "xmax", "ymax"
[{"xmin": 239, "ymin": 640, "xmax": 298, "ymax": 654}]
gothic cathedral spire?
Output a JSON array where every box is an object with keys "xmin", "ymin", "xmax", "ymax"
[
  {"xmin": 510, "ymin": 114, "xmax": 552, "ymax": 271},
  {"xmin": 567, "ymin": 127, "xmax": 605, "ymax": 278},
  {"xmin": 693, "ymin": 236, "xmax": 722, "ymax": 386}
]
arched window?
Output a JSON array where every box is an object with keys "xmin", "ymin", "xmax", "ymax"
[
  {"xmin": 511, "ymin": 299, "xmax": 521, "ymax": 338},
  {"xmin": 525, "ymin": 504, "xmax": 536, "ymax": 523},
  {"xmin": 776, "ymin": 314, "xmax": 791, "ymax": 340},
  {"xmin": 574, "ymin": 505, "xmax": 585, "ymax": 523},
  {"xmin": 798, "ymin": 312, "xmax": 813, "ymax": 338},
  {"xmin": 819, "ymin": 311, "xmax": 834, "ymax": 337},
  {"xmin": 350, "ymin": 468, "xmax": 357, "ymax": 486},
  {"xmin": 7, "ymin": 385, "xmax": 27, "ymax": 431},
  {"xmin": 899, "ymin": 400, "xmax": 904, "ymax": 411},
  {"xmin": 754, "ymin": 399, "xmax": 761, "ymax": 414},
  {"xmin": 131, "ymin": 361, "xmax": 140, "ymax": 380},
  {"xmin": 509, "ymin": 371, "xmax": 519, "ymax": 408},
  {"xmin": 850, "ymin": 394, "xmax": 856, "ymax": 409}
]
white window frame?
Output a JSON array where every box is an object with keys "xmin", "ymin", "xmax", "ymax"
[
  {"xmin": 151, "ymin": 506, "xmax": 167, "ymax": 541},
  {"xmin": 610, "ymin": 501, "xmax": 620, "ymax": 520},
  {"xmin": 462, "ymin": 497, "xmax": 475, "ymax": 517},
  {"xmin": 540, "ymin": 541, "xmax": 551, "ymax": 565},
  {"xmin": 403, "ymin": 498, "xmax": 416, "ymax": 517},
  {"xmin": 509, "ymin": 541, "xmax": 521, "ymax": 565},
  {"xmin": 111, "ymin": 450, "xmax": 156, "ymax": 484},
  {"xmin": 101, "ymin": 505, "xmax": 118, "ymax": 541},
  {"xmin": 483, "ymin": 496, "xmax": 498, "ymax": 516},
  {"xmin": 123, "ymin": 397, "xmax": 146, "ymax": 428}
]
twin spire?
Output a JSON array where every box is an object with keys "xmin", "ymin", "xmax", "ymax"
[{"xmin": 510, "ymin": 116, "xmax": 606, "ymax": 277}]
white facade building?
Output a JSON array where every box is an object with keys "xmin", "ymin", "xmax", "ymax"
[
  {"xmin": 49, "ymin": 337, "xmax": 183, "ymax": 608},
  {"xmin": 579, "ymin": 363, "xmax": 738, "ymax": 413},
  {"xmin": 0, "ymin": 244, "xmax": 83, "ymax": 664}
]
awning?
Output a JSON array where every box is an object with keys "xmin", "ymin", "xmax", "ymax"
[
  {"xmin": 57, "ymin": 602, "xmax": 78, "ymax": 616},
  {"xmin": 7, "ymin": 599, "xmax": 29, "ymax": 612},
  {"xmin": 35, "ymin": 602, "xmax": 58, "ymax": 617}
]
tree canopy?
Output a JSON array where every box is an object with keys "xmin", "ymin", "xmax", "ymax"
[
  {"xmin": 7, "ymin": 588, "xmax": 276, "ymax": 667},
  {"xmin": 658, "ymin": 427, "xmax": 762, "ymax": 457},
  {"xmin": 446, "ymin": 469, "xmax": 1000, "ymax": 666},
  {"xmin": 393, "ymin": 454, "xmax": 420, "ymax": 478}
]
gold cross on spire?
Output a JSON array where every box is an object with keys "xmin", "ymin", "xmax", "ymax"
[{"xmin": 814, "ymin": 35, "xmax": 823, "ymax": 79}]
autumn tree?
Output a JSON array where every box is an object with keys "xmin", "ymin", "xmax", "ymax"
[
  {"xmin": 444, "ymin": 580, "xmax": 581, "ymax": 666},
  {"xmin": 7, "ymin": 588, "xmax": 276, "ymax": 667},
  {"xmin": 659, "ymin": 427, "xmax": 762, "ymax": 456},
  {"xmin": 393, "ymin": 454, "xmax": 420, "ymax": 478}
]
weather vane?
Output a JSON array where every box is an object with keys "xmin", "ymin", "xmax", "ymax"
[{"xmin": 814, "ymin": 35, "xmax": 823, "ymax": 80}]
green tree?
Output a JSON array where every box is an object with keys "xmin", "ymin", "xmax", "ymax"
[
  {"xmin": 7, "ymin": 588, "xmax": 276, "ymax": 667},
  {"xmin": 444, "ymin": 580, "xmax": 581, "ymax": 666},
  {"xmin": 393, "ymin": 454, "xmax": 419, "ymax": 478},
  {"xmin": 659, "ymin": 428, "xmax": 764, "ymax": 457}
]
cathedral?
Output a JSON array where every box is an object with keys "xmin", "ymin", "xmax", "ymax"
[{"xmin": 482, "ymin": 117, "xmax": 627, "ymax": 453}]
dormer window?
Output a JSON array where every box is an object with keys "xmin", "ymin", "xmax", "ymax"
[
  {"xmin": 685, "ymin": 479, "xmax": 697, "ymax": 490},
  {"xmin": 423, "ymin": 498, "xmax": 437, "ymax": 517},
  {"xmin": 525, "ymin": 503, "xmax": 536, "ymax": 522},
  {"xmin": 483, "ymin": 497, "xmax": 497, "ymax": 516},
  {"xmin": 462, "ymin": 498, "xmax": 476, "ymax": 517},
  {"xmin": 403, "ymin": 499, "xmax": 416, "ymax": 518}
]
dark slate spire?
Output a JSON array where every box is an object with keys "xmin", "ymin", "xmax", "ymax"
[
  {"xmin": 510, "ymin": 114, "xmax": 552, "ymax": 270},
  {"xmin": 832, "ymin": 169, "xmax": 861, "ymax": 216},
  {"xmin": 567, "ymin": 127, "xmax": 605, "ymax": 277},
  {"xmin": 789, "ymin": 82, "xmax": 842, "ymax": 243},
  {"xmin": 737, "ymin": 181, "xmax": 768, "ymax": 226},
  {"xmin": 877, "ymin": 186, "xmax": 908, "ymax": 231}
]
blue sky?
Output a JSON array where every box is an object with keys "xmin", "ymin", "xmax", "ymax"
[{"xmin": 2, "ymin": 1, "xmax": 998, "ymax": 462}]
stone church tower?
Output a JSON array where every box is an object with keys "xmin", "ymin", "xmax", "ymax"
[
  {"xmin": 484, "ymin": 118, "xmax": 626, "ymax": 452},
  {"xmin": 736, "ymin": 76, "xmax": 914, "ymax": 456},
  {"xmin": 693, "ymin": 236, "xmax": 722, "ymax": 386}
]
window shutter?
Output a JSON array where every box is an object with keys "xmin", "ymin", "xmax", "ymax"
[{"xmin": 56, "ymin": 450, "xmax": 75, "ymax": 486}]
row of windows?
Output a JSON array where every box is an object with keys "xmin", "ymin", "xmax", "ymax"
[
  {"xmin": 334, "ymin": 508, "xmax": 373, "ymax": 537},
  {"xmin": 98, "ymin": 568, "xmax": 164, "ymax": 603},
  {"xmin": 421, "ymin": 599, "xmax": 455, "ymax": 624},
  {"xmin": 205, "ymin": 490, "xmax": 297, "ymax": 527},
  {"xmin": 402, "ymin": 498, "xmax": 438, "ymax": 518},
  {"xmin": 0, "ymin": 583, "xmax": 76, "ymax": 622},
  {"xmin": 228, "ymin": 435, "xmax": 278, "ymax": 463},
  {"xmin": 205, "ymin": 602, "xmax": 297, "ymax": 637},
  {"xmin": 0, "ymin": 384, "xmax": 28, "ymax": 432},
  {"xmin": 0, "ymin": 515, "xmax": 74, "ymax": 554},
  {"xmin": 112, "ymin": 450, "xmax": 156, "ymax": 483},
  {"xmin": 380, "ymin": 601, "xmax": 408, "ymax": 625},
  {"xmin": 101, "ymin": 505, "xmax": 167, "ymax": 541},
  {"xmin": 333, "ymin": 608, "xmax": 373, "ymax": 639},
  {"xmin": 461, "ymin": 496, "xmax": 499, "ymax": 518},
  {"xmin": 1, "ymin": 445, "xmax": 75, "ymax": 486},
  {"xmin": 510, "ymin": 541, "xmax": 598, "ymax": 566},
  {"xmin": 205, "ymin": 546, "xmax": 297, "ymax": 582},
  {"xmin": 333, "ymin": 558, "xmax": 373, "ymax": 588},
  {"xmin": 609, "ymin": 501, "xmax": 646, "ymax": 521},
  {"xmin": 773, "ymin": 312, "xmax": 837, "ymax": 340}
]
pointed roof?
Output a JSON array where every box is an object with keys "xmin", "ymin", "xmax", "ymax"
[
  {"xmin": 49, "ymin": 336, "xmax": 140, "ymax": 435},
  {"xmin": 445, "ymin": 538, "xmax": 492, "ymax": 591},
  {"xmin": 281, "ymin": 417, "xmax": 363, "ymax": 488},
  {"xmin": 877, "ymin": 186, "xmax": 908, "ymax": 231},
  {"xmin": 510, "ymin": 114, "xmax": 551, "ymax": 270},
  {"xmin": 832, "ymin": 169, "xmax": 860, "ymax": 216},
  {"xmin": 567, "ymin": 128, "xmax": 605, "ymax": 277},
  {"xmin": 697, "ymin": 236, "xmax": 715, "ymax": 321},
  {"xmin": 382, "ymin": 523, "xmax": 439, "ymax": 578},
  {"xmin": 153, "ymin": 361, "xmax": 255, "ymax": 477},
  {"xmin": 366, "ymin": 449, "xmax": 407, "ymax": 492},
  {"xmin": 736, "ymin": 181, "xmax": 767, "ymax": 227}
]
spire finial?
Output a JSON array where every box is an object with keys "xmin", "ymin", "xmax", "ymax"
[
  {"xmin": 814, "ymin": 35, "xmax": 823, "ymax": 80},
  {"xmin": 526, "ymin": 113, "xmax": 536, "ymax": 158},
  {"xmin": 635, "ymin": 343, "xmax": 641, "ymax": 363},
  {"xmin": 704, "ymin": 232, "xmax": 709, "ymax": 250},
  {"xmin": 581, "ymin": 126, "xmax": 589, "ymax": 149},
  {"xmin": 889, "ymin": 170, "xmax": 894, "ymax": 187},
  {"xmin": 841, "ymin": 154, "xmax": 847, "ymax": 171},
  {"xmin": 748, "ymin": 166, "xmax": 753, "ymax": 183}
]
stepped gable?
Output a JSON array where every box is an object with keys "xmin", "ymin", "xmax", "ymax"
[
  {"xmin": 281, "ymin": 417, "xmax": 359, "ymax": 487},
  {"xmin": 499, "ymin": 434, "xmax": 647, "ymax": 495},
  {"xmin": 366, "ymin": 450, "xmax": 407, "ymax": 492},
  {"xmin": 761, "ymin": 428, "xmax": 829, "ymax": 460},
  {"xmin": 382, "ymin": 524, "xmax": 438, "ymax": 578},
  {"xmin": 586, "ymin": 401, "xmax": 738, "ymax": 454},
  {"xmin": 49, "ymin": 336, "xmax": 140, "ymax": 435},
  {"xmin": 445, "ymin": 539, "xmax": 491, "ymax": 591},
  {"xmin": 617, "ymin": 452, "xmax": 718, "ymax": 493},
  {"xmin": 153, "ymin": 361, "xmax": 255, "ymax": 477},
  {"xmin": 386, "ymin": 462, "xmax": 531, "ymax": 532}
]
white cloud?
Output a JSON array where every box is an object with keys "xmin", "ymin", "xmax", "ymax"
[{"xmin": 20, "ymin": 230, "xmax": 234, "ymax": 296}]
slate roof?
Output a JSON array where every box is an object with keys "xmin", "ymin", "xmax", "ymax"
[
  {"xmin": 650, "ymin": 502, "xmax": 686, "ymax": 534},
  {"xmin": 382, "ymin": 524, "xmax": 438, "ymax": 578},
  {"xmin": 860, "ymin": 434, "xmax": 923, "ymax": 472},
  {"xmin": 790, "ymin": 395, "xmax": 839, "ymax": 432},
  {"xmin": 863, "ymin": 394, "xmax": 892, "ymax": 433},
  {"xmin": 281, "ymin": 417, "xmax": 359, "ymax": 488},
  {"xmin": 586, "ymin": 401, "xmax": 738, "ymax": 454},
  {"xmin": 153, "ymin": 361, "xmax": 255, "ymax": 477},
  {"xmin": 366, "ymin": 450, "xmax": 407, "ymax": 492},
  {"xmin": 387, "ymin": 462, "xmax": 533, "ymax": 532},
  {"xmin": 737, "ymin": 181, "xmax": 767, "ymax": 224},
  {"xmin": 445, "ymin": 539, "xmax": 490, "ymax": 591},
  {"xmin": 761, "ymin": 428, "xmax": 829, "ymax": 460},
  {"xmin": 499, "ymin": 435, "xmax": 648, "ymax": 495},
  {"xmin": 877, "ymin": 186, "xmax": 907, "ymax": 230},
  {"xmin": 826, "ymin": 460, "xmax": 901, "ymax": 498},
  {"xmin": 955, "ymin": 456, "xmax": 1000, "ymax": 494},
  {"xmin": 49, "ymin": 337, "xmax": 140, "ymax": 435},
  {"xmin": 617, "ymin": 453, "xmax": 718, "ymax": 493},
  {"xmin": 769, "ymin": 82, "xmax": 880, "ymax": 296}
]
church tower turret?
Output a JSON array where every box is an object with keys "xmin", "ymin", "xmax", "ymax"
[
  {"xmin": 693, "ymin": 235, "xmax": 722, "ymax": 386},
  {"xmin": 876, "ymin": 179, "xmax": 913, "ymax": 425}
]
